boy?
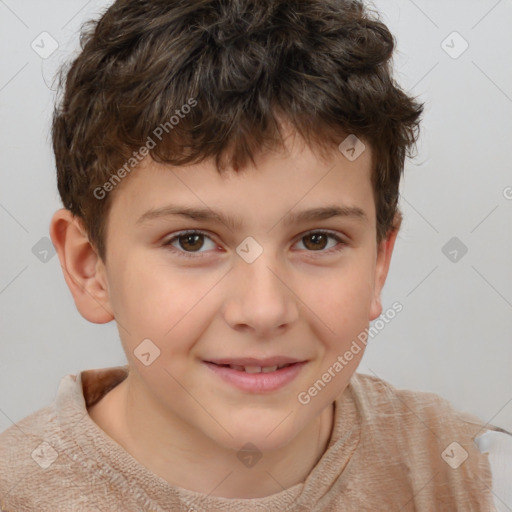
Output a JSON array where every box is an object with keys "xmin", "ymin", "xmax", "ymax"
[{"xmin": 1, "ymin": 0, "xmax": 510, "ymax": 510}]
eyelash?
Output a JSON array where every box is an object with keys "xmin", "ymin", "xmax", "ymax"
[{"xmin": 162, "ymin": 229, "xmax": 347, "ymax": 259}]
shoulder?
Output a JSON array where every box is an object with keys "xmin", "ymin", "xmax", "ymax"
[
  {"xmin": 349, "ymin": 372, "xmax": 486, "ymax": 429},
  {"xmin": 0, "ymin": 367, "xmax": 134, "ymax": 512},
  {"xmin": 348, "ymin": 372, "xmax": 512, "ymax": 505},
  {"xmin": 347, "ymin": 372, "xmax": 497, "ymax": 467},
  {"xmin": 0, "ymin": 403, "xmax": 61, "ymax": 511},
  {"xmin": 349, "ymin": 373, "xmax": 510, "ymax": 440},
  {"xmin": 0, "ymin": 401, "xmax": 59, "ymax": 460},
  {"xmin": 0, "ymin": 370, "xmax": 100, "ymax": 512}
]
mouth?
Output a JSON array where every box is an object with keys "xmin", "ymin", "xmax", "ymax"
[
  {"xmin": 202, "ymin": 358, "xmax": 307, "ymax": 393},
  {"xmin": 207, "ymin": 362, "xmax": 296, "ymax": 373}
]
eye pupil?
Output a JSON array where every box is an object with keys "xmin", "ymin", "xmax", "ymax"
[
  {"xmin": 304, "ymin": 233, "xmax": 327, "ymax": 250},
  {"xmin": 180, "ymin": 233, "xmax": 203, "ymax": 252}
]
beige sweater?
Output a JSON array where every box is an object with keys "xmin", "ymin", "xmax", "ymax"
[{"xmin": 0, "ymin": 366, "xmax": 502, "ymax": 511}]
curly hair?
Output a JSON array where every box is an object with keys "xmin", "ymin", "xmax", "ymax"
[{"xmin": 52, "ymin": 0, "xmax": 423, "ymax": 262}]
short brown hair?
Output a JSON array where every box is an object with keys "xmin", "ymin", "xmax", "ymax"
[{"xmin": 52, "ymin": 0, "xmax": 423, "ymax": 262}]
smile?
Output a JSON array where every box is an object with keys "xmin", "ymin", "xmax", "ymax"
[
  {"xmin": 215, "ymin": 363, "xmax": 293, "ymax": 373},
  {"xmin": 203, "ymin": 361, "xmax": 307, "ymax": 393}
]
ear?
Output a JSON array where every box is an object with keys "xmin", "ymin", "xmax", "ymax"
[
  {"xmin": 369, "ymin": 212, "xmax": 402, "ymax": 321},
  {"xmin": 49, "ymin": 208, "xmax": 114, "ymax": 324}
]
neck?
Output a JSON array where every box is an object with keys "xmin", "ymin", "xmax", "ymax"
[{"xmin": 88, "ymin": 374, "xmax": 335, "ymax": 499}]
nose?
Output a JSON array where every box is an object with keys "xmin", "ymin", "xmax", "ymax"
[{"xmin": 222, "ymin": 251, "xmax": 299, "ymax": 337}]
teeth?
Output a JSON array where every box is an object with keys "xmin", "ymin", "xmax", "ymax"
[
  {"xmin": 227, "ymin": 364, "xmax": 283, "ymax": 373},
  {"xmin": 244, "ymin": 366, "xmax": 263, "ymax": 373}
]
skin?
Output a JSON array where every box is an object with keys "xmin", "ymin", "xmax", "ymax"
[{"xmin": 49, "ymin": 127, "xmax": 400, "ymax": 499}]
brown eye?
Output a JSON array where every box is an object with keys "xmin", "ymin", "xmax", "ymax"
[
  {"xmin": 295, "ymin": 231, "xmax": 346, "ymax": 255},
  {"xmin": 163, "ymin": 230, "xmax": 217, "ymax": 258},
  {"xmin": 302, "ymin": 233, "xmax": 329, "ymax": 251},
  {"xmin": 178, "ymin": 233, "xmax": 204, "ymax": 252}
]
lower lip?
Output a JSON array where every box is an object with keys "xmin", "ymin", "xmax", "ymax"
[{"xmin": 203, "ymin": 361, "xmax": 306, "ymax": 393}]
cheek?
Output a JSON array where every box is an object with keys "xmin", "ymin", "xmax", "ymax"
[
  {"xmin": 108, "ymin": 257, "xmax": 221, "ymax": 348},
  {"xmin": 307, "ymin": 261, "xmax": 375, "ymax": 328},
  {"xmin": 110, "ymin": 255, "xmax": 175, "ymax": 314},
  {"xmin": 303, "ymin": 262, "xmax": 375, "ymax": 388},
  {"xmin": 309, "ymin": 279, "xmax": 371, "ymax": 399}
]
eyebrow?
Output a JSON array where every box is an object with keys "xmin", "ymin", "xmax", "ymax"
[{"xmin": 136, "ymin": 204, "xmax": 368, "ymax": 230}]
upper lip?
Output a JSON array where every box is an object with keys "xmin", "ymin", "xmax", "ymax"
[{"xmin": 204, "ymin": 356, "xmax": 305, "ymax": 367}]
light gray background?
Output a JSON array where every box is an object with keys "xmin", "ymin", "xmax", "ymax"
[{"xmin": 1, "ymin": 0, "xmax": 511, "ymax": 435}]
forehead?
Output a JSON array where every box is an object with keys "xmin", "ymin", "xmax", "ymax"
[{"xmin": 108, "ymin": 134, "xmax": 375, "ymax": 232}]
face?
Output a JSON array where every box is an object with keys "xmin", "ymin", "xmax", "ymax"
[{"xmin": 96, "ymin": 132, "xmax": 393, "ymax": 453}]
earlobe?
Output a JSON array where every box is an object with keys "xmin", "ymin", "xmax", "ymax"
[
  {"xmin": 369, "ymin": 213, "xmax": 402, "ymax": 321},
  {"xmin": 49, "ymin": 208, "xmax": 114, "ymax": 324}
]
